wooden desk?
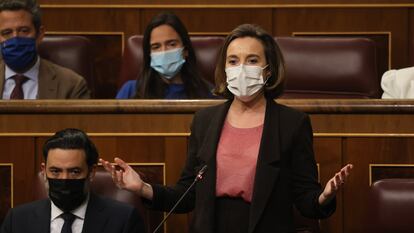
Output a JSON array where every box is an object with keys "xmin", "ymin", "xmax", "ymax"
[{"xmin": 1, "ymin": 99, "xmax": 414, "ymax": 233}]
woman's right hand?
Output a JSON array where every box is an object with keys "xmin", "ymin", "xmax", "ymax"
[{"xmin": 100, "ymin": 157, "xmax": 148, "ymax": 197}]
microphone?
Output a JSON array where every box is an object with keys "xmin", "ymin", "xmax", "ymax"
[{"xmin": 152, "ymin": 165, "xmax": 208, "ymax": 233}]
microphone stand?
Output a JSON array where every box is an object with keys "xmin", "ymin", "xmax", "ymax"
[{"xmin": 152, "ymin": 165, "xmax": 207, "ymax": 233}]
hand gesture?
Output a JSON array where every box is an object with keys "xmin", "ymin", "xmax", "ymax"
[
  {"xmin": 100, "ymin": 157, "xmax": 144, "ymax": 195},
  {"xmin": 319, "ymin": 164, "xmax": 353, "ymax": 205}
]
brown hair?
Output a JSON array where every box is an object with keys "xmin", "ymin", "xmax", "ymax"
[
  {"xmin": 0, "ymin": 0, "xmax": 42, "ymax": 36},
  {"xmin": 214, "ymin": 24, "xmax": 285, "ymax": 99}
]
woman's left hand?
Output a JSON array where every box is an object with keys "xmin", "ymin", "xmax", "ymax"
[{"xmin": 318, "ymin": 164, "xmax": 353, "ymax": 205}]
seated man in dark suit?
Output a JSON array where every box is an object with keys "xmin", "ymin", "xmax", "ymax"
[
  {"xmin": 0, "ymin": 128, "xmax": 145, "ymax": 233},
  {"xmin": 0, "ymin": 0, "xmax": 90, "ymax": 99}
]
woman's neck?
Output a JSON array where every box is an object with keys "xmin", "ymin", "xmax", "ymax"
[
  {"xmin": 231, "ymin": 93, "xmax": 266, "ymax": 114},
  {"xmin": 227, "ymin": 93, "xmax": 267, "ymax": 128}
]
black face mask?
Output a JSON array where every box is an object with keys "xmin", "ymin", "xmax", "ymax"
[{"xmin": 48, "ymin": 178, "xmax": 88, "ymax": 212}]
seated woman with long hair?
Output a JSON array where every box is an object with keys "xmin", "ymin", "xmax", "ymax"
[{"xmin": 116, "ymin": 12, "xmax": 213, "ymax": 99}]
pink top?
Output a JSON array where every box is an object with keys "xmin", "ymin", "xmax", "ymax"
[{"xmin": 215, "ymin": 120, "xmax": 264, "ymax": 203}]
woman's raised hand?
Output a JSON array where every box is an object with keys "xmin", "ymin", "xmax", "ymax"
[
  {"xmin": 100, "ymin": 157, "xmax": 145, "ymax": 195},
  {"xmin": 318, "ymin": 164, "xmax": 353, "ymax": 205}
]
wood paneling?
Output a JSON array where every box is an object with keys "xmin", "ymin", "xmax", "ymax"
[
  {"xmin": 408, "ymin": 9, "xmax": 414, "ymax": 66},
  {"xmin": 41, "ymin": 8, "xmax": 141, "ymax": 98},
  {"xmin": 371, "ymin": 165, "xmax": 414, "ymax": 183},
  {"xmin": 273, "ymin": 8, "xmax": 409, "ymax": 69},
  {"xmin": 311, "ymin": 114, "xmax": 414, "ymax": 133},
  {"xmin": 0, "ymin": 114, "xmax": 193, "ymax": 133},
  {"xmin": 129, "ymin": 164, "xmax": 165, "ymax": 233},
  {"xmin": 87, "ymin": 35, "xmax": 123, "ymax": 99},
  {"xmin": 314, "ymin": 138, "xmax": 343, "ymax": 233},
  {"xmin": 0, "ymin": 165, "xmax": 12, "ymax": 225},
  {"xmin": 140, "ymin": 9, "xmax": 273, "ymax": 33},
  {"xmin": 42, "ymin": 8, "xmax": 141, "ymax": 36},
  {"xmin": 164, "ymin": 137, "xmax": 188, "ymax": 233},
  {"xmin": 0, "ymin": 138, "xmax": 35, "ymax": 207},
  {"xmin": 344, "ymin": 137, "xmax": 414, "ymax": 233}
]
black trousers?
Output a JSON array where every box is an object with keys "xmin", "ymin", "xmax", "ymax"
[{"xmin": 215, "ymin": 197, "xmax": 250, "ymax": 233}]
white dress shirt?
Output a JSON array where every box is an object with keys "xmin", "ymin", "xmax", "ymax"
[
  {"xmin": 50, "ymin": 195, "xmax": 89, "ymax": 233},
  {"xmin": 2, "ymin": 57, "xmax": 39, "ymax": 99}
]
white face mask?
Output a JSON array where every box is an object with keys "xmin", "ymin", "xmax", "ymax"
[{"xmin": 225, "ymin": 64, "xmax": 268, "ymax": 99}]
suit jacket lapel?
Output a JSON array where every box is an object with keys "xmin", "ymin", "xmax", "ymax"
[
  {"xmin": 198, "ymin": 100, "xmax": 231, "ymax": 164},
  {"xmin": 196, "ymin": 100, "xmax": 231, "ymax": 233},
  {"xmin": 82, "ymin": 193, "xmax": 108, "ymax": 233},
  {"xmin": 0, "ymin": 61, "xmax": 5, "ymax": 99},
  {"xmin": 248, "ymin": 99, "xmax": 281, "ymax": 233},
  {"xmin": 32, "ymin": 199, "xmax": 51, "ymax": 233},
  {"xmin": 38, "ymin": 59, "xmax": 58, "ymax": 99}
]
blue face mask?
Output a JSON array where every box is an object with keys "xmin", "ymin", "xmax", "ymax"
[
  {"xmin": 1, "ymin": 37, "xmax": 37, "ymax": 72},
  {"xmin": 150, "ymin": 47, "xmax": 186, "ymax": 79}
]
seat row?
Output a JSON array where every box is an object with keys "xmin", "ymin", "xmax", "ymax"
[{"xmin": 40, "ymin": 35, "xmax": 381, "ymax": 99}]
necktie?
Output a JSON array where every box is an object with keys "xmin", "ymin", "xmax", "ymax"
[
  {"xmin": 10, "ymin": 74, "xmax": 28, "ymax": 99},
  {"xmin": 60, "ymin": 212, "xmax": 76, "ymax": 233}
]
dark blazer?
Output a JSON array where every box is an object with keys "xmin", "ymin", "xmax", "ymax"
[
  {"xmin": 0, "ymin": 58, "xmax": 90, "ymax": 99},
  {"xmin": 0, "ymin": 193, "xmax": 144, "ymax": 233},
  {"xmin": 149, "ymin": 99, "xmax": 336, "ymax": 233}
]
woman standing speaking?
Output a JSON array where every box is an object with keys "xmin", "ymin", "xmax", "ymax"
[{"xmin": 102, "ymin": 24, "xmax": 352, "ymax": 233}]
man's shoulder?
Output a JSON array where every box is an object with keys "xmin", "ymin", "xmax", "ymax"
[
  {"xmin": 8, "ymin": 198, "xmax": 49, "ymax": 215},
  {"xmin": 38, "ymin": 58, "xmax": 91, "ymax": 99},
  {"xmin": 40, "ymin": 59, "xmax": 84, "ymax": 81}
]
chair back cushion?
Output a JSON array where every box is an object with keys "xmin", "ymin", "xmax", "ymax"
[
  {"xmin": 276, "ymin": 37, "xmax": 380, "ymax": 98},
  {"xmin": 367, "ymin": 179, "xmax": 414, "ymax": 233},
  {"xmin": 38, "ymin": 36, "xmax": 94, "ymax": 95}
]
